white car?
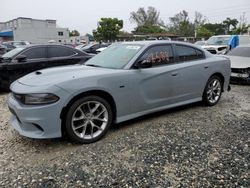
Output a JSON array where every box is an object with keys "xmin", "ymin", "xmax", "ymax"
[
  {"xmin": 96, "ymin": 47, "xmax": 107, "ymax": 53},
  {"xmin": 202, "ymin": 35, "xmax": 231, "ymax": 55}
]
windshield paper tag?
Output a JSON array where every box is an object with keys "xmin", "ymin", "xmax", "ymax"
[{"xmin": 126, "ymin": 46, "xmax": 141, "ymax": 50}]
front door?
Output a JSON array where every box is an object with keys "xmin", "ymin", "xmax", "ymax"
[{"xmin": 128, "ymin": 44, "xmax": 181, "ymax": 112}]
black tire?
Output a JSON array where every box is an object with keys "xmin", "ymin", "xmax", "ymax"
[
  {"xmin": 65, "ymin": 96, "xmax": 113, "ymax": 144},
  {"xmin": 203, "ymin": 75, "xmax": 223, "ymax": 106}
]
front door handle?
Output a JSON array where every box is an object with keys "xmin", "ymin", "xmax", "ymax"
[
  {"xmin": 171, "ymin": 72, "xmax": 178, "ymax": 76},
  {"xmin": 204, "ymin": 66, "xmax": 209, "ymax": 69}
]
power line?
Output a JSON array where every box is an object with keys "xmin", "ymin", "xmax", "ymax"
[{"xmin": 199, "ymin": 4, "xmax": 250, "ymax": 14}]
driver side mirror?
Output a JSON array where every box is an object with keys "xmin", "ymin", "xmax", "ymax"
[
  {"xmin": 136, "ymin": 59, "xmax": 152, "ymax": 69},
  {"xmin": 16, "ymin": 55, "xmax": 27, "ymax": 62}
]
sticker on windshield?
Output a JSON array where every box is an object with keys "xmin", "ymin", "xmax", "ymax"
[{"xmin": 126, "ymin": 46, "xmax": 141, "ymax": 50}]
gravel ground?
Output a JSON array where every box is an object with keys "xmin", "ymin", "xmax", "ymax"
[{"xmin": 0, "ymin": 85, "xmax": 249, "ymax": 187}]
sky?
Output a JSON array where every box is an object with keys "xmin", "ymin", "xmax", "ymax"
[{"xmin": 0, "ymin": 0, "xmax": 250, "ymax": 35}]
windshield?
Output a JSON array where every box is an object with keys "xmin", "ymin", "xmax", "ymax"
[
  {"xmin": 85, "ymin": 44, "xmax": 143, "ymax": 69},
  {"xmin": 2, "ymin": 47, "xmax": 25, "ymax": 59},
  {"xmin": 227, "ymin": 47, "xmax": 250, "ymax": 58},
  {"xmin": 207, "ymin": 36, "xmax": 230, "ymax": 45}
]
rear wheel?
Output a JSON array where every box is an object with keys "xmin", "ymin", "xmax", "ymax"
[
  {"xmin": 203, "ymin": 76, "xmax": 222, "ymax": 106},
  {"xmin": 65, "ymin": 96, "xmax": 113, "ymax": 144}
]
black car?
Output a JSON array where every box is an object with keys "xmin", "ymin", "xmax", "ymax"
[
  {"xmin": 0, "ymin": 44, "xmax": 7, "ymax": 55},
  {"xmin": 80, "ymin": 43, "xmax": 110, "ymax": 54},
  {"xmin": 0, "ymin": 44, "xmax": 93, "ymax": 89}
]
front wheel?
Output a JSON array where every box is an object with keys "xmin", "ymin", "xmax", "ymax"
[
  {"xmin": 203, "ymin": 76, "xmax": 223, "ymax": 106},
  {"xmin": 65, "ymin": 96, "xmax": 113, "ymax": 144}
]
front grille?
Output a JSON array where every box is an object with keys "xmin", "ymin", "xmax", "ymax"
[
  {"xmin": 207, "ymin": 50, "xmax": 217, "ymax": 54},
  {"xmin": 231, "ymin": 68, "xmax": 247, "ymax": 73}
]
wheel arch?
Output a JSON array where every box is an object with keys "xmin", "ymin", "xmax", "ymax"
[
  {"xmin": 60, "ymin": 90, "xmax": 117, "ymax": 136},
  {"xmin": 210, "ymin": 72, "xmax": 225, "ymax": 91}
]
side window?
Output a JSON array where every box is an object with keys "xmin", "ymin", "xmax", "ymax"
[
  {"xmin": 139, "ymin": 45, "xmax": 174, "ymax": 67},
  {"xmin": 175, "ymin": 45, "xmax": 204, "ymax": 62},
  {"xmin": 21, "ymin": 47, "xmax": 46, "ymax": 59},
  {"xmin": 48, "ymin": 46, "xmax": 76, "ymax": 58}
]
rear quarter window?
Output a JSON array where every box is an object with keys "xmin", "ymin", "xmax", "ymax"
[{"xmin": 175, "ymin": 45, "xmax": 204, "ymax": 62}]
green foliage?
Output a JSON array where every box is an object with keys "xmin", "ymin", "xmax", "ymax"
[
  {"xmin": 223, "ymin": 17, "xmax": 238, "ymax": 34},
  {"xmin": 130, "ymin": 6, "xmax": 163, "ymax": 26},
  {"xmin": 196, "ymin": 26, "xmax": 214, "ymax": 38},
  {"xmin": 130, "ymin": 7, "xmax": 165, "ymax": 34},
  {"xmin": 201, "ymin": 23, "xmax": 225, "ymax": 35},
  {"xmin": 233, "ymin": 23, "xmax": 250, "ymax": 34},
  {"xmin": 134, "ymin": 25, "xmax": 166, "ymax": 34},
  {"xmin": 69, "ymin": 30, "xmax": 80, "ymax": 37},
  {"xmin": 93, "ymin": 18, "xmax": 123, "ymax": 41},
  {"xmin": 168, "ymin": 10, "xmax": 195, "ymax": 37}
]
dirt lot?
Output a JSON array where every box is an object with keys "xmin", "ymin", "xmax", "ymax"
[{"xmin": 0, "ymin": 85, "xmax": 249, "ymax": 187}]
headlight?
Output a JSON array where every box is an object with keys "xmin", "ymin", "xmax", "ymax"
[{"xmin": 13, "ymin": 93, "xmax": 59, "ymax": 105}]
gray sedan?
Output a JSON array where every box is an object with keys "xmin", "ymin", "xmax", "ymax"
[{"xmin": 8, "ymin": 41, "xmax": 231, "ymax": 143}]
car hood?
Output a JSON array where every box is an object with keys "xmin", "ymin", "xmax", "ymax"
[
  {"xmin": 17, "ymin": 64, "xmax": 120, "ymax": 86},
  {"xmin": 224, "ymin": 55, "xmax": 250, "ymax": 69},
  {"xmin": 202, "ymin": 45, "xmax": 227, "ymax": 49}
]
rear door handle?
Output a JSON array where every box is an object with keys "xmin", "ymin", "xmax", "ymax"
[
  {"xmin": 204, "ymin": 66, "xmax": 209, "ymax": 69},
  {"xmin": 171, "ymin": 72, "xmax": 178, "ymax": 76}
]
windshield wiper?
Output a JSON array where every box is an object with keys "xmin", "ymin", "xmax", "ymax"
[{"xmin": 86, "ymin": 64, "xmax": 103, "ymax": 68}]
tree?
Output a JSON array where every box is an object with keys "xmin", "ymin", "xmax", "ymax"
[
  {"xmin": 69, "ymin": 30, "xmax": 80, "ymax": 37},
  {"xmin": 130, "ymin": 7, "xmax": 165, "ymax": 34},
  {"xmin": 130, "ymin": 6, "xmax": 163, "ymax": 26},
  {"xmin": 202, "ymin": 23, "xmax": 226, "ymax": 35},
  {"xmin": 168, "ymin": 10, "xmax": 195, "ymax": 37},
  {"xmin": 223, "ymin": 17, "xmax": 239, "ymax": 34},
  {"xmin": 93, "ymin": 18, "xmax": 123, "ymax": 41},
  {"xmin": 194, "ymin": 11, "xmax": 207, "ymax": 28},
  {"xmin": 133, "ymin": 25, "xmax": 165, "ymax": 34},
  {"xmin": 196, "ymin": 26, "xmax": 214, "ymax": 38}
]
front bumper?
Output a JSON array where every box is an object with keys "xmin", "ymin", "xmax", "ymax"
[
  {"xmin": 7, "ymin": 84, "xmax": 71, "ymax": 139},
  {"xmin": 230, "ymin": 71, "xmax": 250, "ymax": 84},
  {"xmin": 230, "ymin": 76, "xmax": 250, "ymax": 84}
]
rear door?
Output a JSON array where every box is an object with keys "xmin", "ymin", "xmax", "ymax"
[
  {"xmin": 47, "ymin": 46, "xmax": 85, "ymax": 68},
  {"xmin": 173, "ymin": 44, "xmax": 209, "ymax": 101}
]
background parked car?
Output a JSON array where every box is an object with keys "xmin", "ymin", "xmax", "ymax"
[
  {"xmin": 202, "ymin": 35, "xmax": 232, "ymax": 54},
  {"xmin": 80, "ymin": 43, "xmax": 110, "ymax": 54},
  {"xmin": 225, "ymin": 45, "xmax": 250, "ymax": 84},
  {"xmin": 0, "ymin": 44, "xmax": 7, "ymax": 55},
  {"xmin": 194, "ymin": 40, "xmax": 207, "ymax": 46},
  {"xmin": 1, "ymin": 43, "xmax": 16, "ymax": 52},
  {"xmin": 3, "ymin": 41, "xmax": 30, "ymax": 48},
  {"xmin": 75, "ymin": 44, "xmax": 87, "ymax": 50},
  {"xmin": 239, "ymin": 35, "xmax": 250, "ymax": 45},
  {"xmin": 0, "ymin": 44, "xmax": 93, "ymax": 89}
]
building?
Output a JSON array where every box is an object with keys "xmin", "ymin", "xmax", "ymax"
[{"xmin": 0, "ymin": 17, "xmax": 70, "ymax": 44}]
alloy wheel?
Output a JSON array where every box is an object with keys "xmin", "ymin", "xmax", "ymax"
[
  {"xmin": 206, "ymin": 78, "xmax": 222, "ymax": 104},
  {"xmin": 71, "ymin": 101, "xmax": 108, "ymax": 140}
]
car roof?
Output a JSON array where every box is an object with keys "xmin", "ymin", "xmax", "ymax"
[
  {"xmin": 119, "ymin": 40, "xmax": 208, "ymax": 52},
  {"xmin": 120, "ymin": 40, "xmax": 194, "ymax": 46}
]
